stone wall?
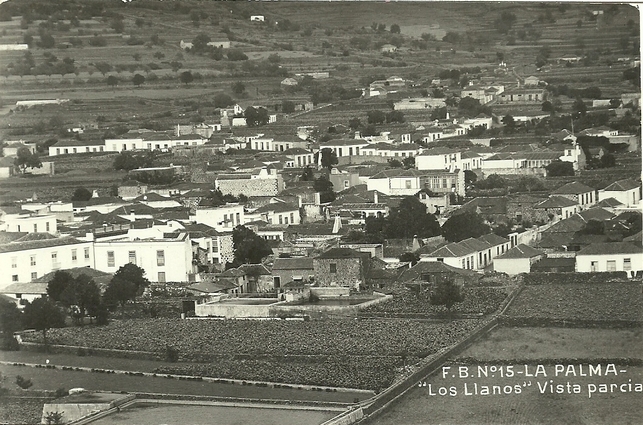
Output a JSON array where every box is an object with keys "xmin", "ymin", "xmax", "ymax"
[
  {"xmin": 506, "ymin": 200, "xmax": 549, "ymax": 224},
  {"xmin": 313, "ymin": 258, "xmax": 364, "ymax": 288},
  {"xmin": 481, "ymin": 167, "xmax": 546, "ymax": 178},
  {"xmin": 217, "ymin": 234, "xmax": 234, "ymax": 264},
  {"xmin": 218, "ymin": 178, "xmax": 281, "ymax": 197}
]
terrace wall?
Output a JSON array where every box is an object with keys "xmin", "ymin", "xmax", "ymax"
[
  {"xmin": 521, "ymin": 271, "xmax": 629, "ymax": 285},
  {"xmin": 481, "ymin": 167, "xmax": 545, "ymax": 178},
  {"xmin": 337, "ymin": 155, "xmax": 389, "ymax": 166},
  {"xmin": 217, "ymin": 178, "xmax": 282, "ymax": 197}
]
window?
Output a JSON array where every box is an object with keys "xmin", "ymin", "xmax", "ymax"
[
  {"xmin": 157, "ymin": 250, "xmax": 165, "ymax": 266},
  {"xmin": 624, "ymin": 258, "xmax": 632, "ymax": 271},
  {"xmin": 84, "ymin": 247, "xmax": 90, "ymax": 259},
  {"xmin": 273, "ymin": 276, "xmax": 281, "ymax": 289},
  {"xmin": 107, "ymin": 251, "xmax": 115, "ymax": 267},
  {"xmin": 30, "ymin": 256, "xmax": 36, "ymax": 267},
  {"xmin": 158, "ymin": 272, "xmax": 166, "ymax": 283},
  {"xmin": 12, "ymin": 275, "xmax": 18, "ymax": 282},
  {"xmin": 33, "ymin": 223, "xmax": 38, "ymax": 232},
  {"xmin": 405, "ymin": 180, "xmax": 412, "ymax": 189},
  {"xmin": 590, "ymin": 261, "xmax": 598, "ymax": 272},
  {"xmin": 236, "ymin": 213, "xmax": 240, "ymax": 224},
  {"xmin": 11, "ymin": 257, "xmax": 17, "ymax": 268},
  {"xmin": 31, "ymin": 272, "xmax": 37, "ymax": 280},
  {"xmin": 51, "ymin": 252, "xmax": 58, "ymax": 266},
  {"xmin": 606, "ymin": 260, "xmax": 616, "ymax": 272},
  {"xmin": 46, "ymin": 222, "xmax": 50, "ymax": 232},
  {"xmin": 72, "ymin": 249, "xmax": 77, "ymax": 262},
  {"xmin": 329, "ymin": 263, "xmax": 337, "ymax": 273},
  {"xmin": 279, "ymin": 215, "xmax": 283, "ymax": 225},
  {"xmin": 128, "ymin": 251, "xmax": 137, "ymax": 265},
  {"xmin": 290, "ymin": 213, "xmax": 294, "ymax": 223}
]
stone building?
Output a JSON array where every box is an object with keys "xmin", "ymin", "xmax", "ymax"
[{"xmin": 312, "ymin": 247, "xmax": 369, "ymax": 289}]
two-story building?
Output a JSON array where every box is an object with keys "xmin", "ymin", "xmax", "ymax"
[
  {"xmin": 192, "ymin": 204, "xmax": 245, "ymax": 232},
  {"xmin": 598, "ymin": 179, "xmax": 641, "ymax": 208},
  {"xmin": 551, "ymin": 181, "xmax": 597, "ymax": 210}
]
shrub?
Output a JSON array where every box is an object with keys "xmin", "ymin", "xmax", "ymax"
[
  {"xmin": 16, "ymin": 375, "xmax": 33, "ymax": 389},
  {"xmin": 165, "ymin": 345, "xmax": 180, "ymax": 362}
]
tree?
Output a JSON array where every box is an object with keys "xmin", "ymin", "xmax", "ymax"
[
  {"xmin": 94, "ymin": 61, "xmax": 112, "ymax": 76},
  {"xmin": 192, "ymin": 33, "xmax": 211, "ymax": 52},
  {"xmin": 464, "ymin": 170, "xmax": 477, "ymax": 185},
  {"xmin": 232, "ymin": 81, "xmax": 246, "ymax": 95},
  {"xmin": 317, "ymin": 148, "xmax": 338, "ymax": 170},
  {"xmin": 113, "ymin": 151, "xmax": 144, "ymax": 171},
  {"xmin": 214, "ymin": 93, "xmax": 234, "ymax": 108},
  {"xmin": 106, "ymin": 75, "xmax": 118, "ymax": 88},
  {"xmin": 545, "ymin": 160, "xmax": 574, "ymax": 177},
  {"xmin": 180, "ymin": 71, "xmax": 193, "ymax": 86},
  {"xmin": 47, "ymin": 271, "xmax": 74, "ymax": 301},
  {"xmin": 22, "ymin": 298, "xmax": 66, "ymax": 350},
  {"xmin": 0, "ymin": 296, "xmax": 22, "ymax": 350},
  {"xmin": 132, "ymin": 73, "xmax": 145, "ymax": 87},
  {"xmin": 231, "ymin": 225, "xmax": 272, "ymax": 265},
  {"xmin": 514, "ymin": 176, "xmax": 546, "ymax": 193},
  {"xmin": 367, "ymin": 110, "xmax": 386, "ymax": 124},
  {"xmin": 348, "ymin": 117, "xmax": 362, "ymax": 130},
  {"xmin": 114, "ymin": 263, "xmax": 150, "ymax": 297},
  {"xmin": 71, "ymin": 187, "xmax": 92, "ymax": 202},
  {"xmin": 244, "ymin": 106, "xmax": 269, "ymax": 127},
  {"xmin": 38, "ymin": 33, "xmax": 56, "ymax": 48},
  {"xmin": 502, "ymin": 114, "xmax": 516, "ymax": 134},
  {"xmin": 313, "ymin": 175, "xmax": 336, "ymax": 203},
  {"xmin": 388, "ymin": 158, "xmax": 402, "ymax": 168},
  {"xmin": 386, "ymin": 110, "xmax": 405, "ymax": 124},
  {"xmin": 14, "ymin": 147, "xmax": 42, "ymax": 174},
  {"xmin": 381, "ymin": 197, "xmax": 440, "ymax": 239},
  {"xmin": 300, "ymin": 166, "xmax": 314, "ymax": 181},
  {"xmin": 572, "ymin": 97, "xmax": 586, "ymax": 117},
  {"xmin": 441, "ymin": 211, "xmax": 490, "ymax": 242},
  {"xmin": 226, "ymin": 49, "xmax": 248, "ymax": 61},
  {"xmin": 399, "ymin": 252, "xmax": 420, "ymax": 265},
  {"xmin": 390, "ymin": 23, "xmax": 401, "ymax": 34},
  {"xmin": 103, "ymin": 277, "xmax": 137, "ymax": 313},
  {"xmin": 281, "ymin": 100, "xmax": 295, "ymax": 114},
  {"xmin": 430, "ymin": 279, "xmax": 465, "ymax": 311},
  {"xmin": 494, "ymin": 11, "xmax": 517, "ymax": 34},
  {"xmin": 170, "ymin": 61, "xmax": 182, "ymax": 73},
  {"xmin": 402, "ymin": 156, "xmax": 415, "ymax": 169}
]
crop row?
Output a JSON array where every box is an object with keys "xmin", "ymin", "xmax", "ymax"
[
  {"xmin": 505, "ymin": 283, "xmax": 643, "ymax": 321},
  {"xmin": 362, "ymin": 287, "xmax": 508, "ymax": 316},
  {"xmin": 23, "ymin": 318, "xmax": 484, "ymax": 358},
  {"xmin": 154, "ymin": 356, "xmax": 410, "ymax": 391}
]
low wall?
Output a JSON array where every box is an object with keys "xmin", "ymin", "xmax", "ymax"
[
  {"xmin": 310, "ymin": 287, "xmax": 350, "ymax": 298},
  {"xmin": 195, "ymin": 302, "xmax": 277, "ymax": 318},
  {"xmin": 521, "ymin": 271, "xmax": 630, "ymax": 285},
  {"xmin": 43, "ymin": 402, "xmax": 110, "ymax": 424},
  {"xmin": 321, "ymin": 407, "xmax": 364, "ymax": 425}
]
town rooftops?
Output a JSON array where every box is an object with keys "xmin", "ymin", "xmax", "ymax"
[
  {"xmin": 577, "ymin": 242, "xmax": 643, "ymax": 256},
  {"xmin": 602, "ymin": 179, "xmax": 641, "ymax": 191},
  {"xmin": 319, "ymin": 139, "xmax": 369, "ymax": 147},
  {"xmin": 397, "ymin": 260, "xmax": 478, "ymax": 282},
  {"xmin": 552, "ymin": 181, "xmax": 595, "ymax": 194},
  {"xmin": 0, "ymin": 235, "xmax": 87, "ymax": 253},
  {"xmin": 369, "ymin": 169, "xmax": 429, "ymax": 179},
  {"xmin": 577, "ymin": 208, "xmax": 615, "ymax": 222},
  {"xmin": 316, "ymin": 247, "xmax": 366, "ymax": 259},
  {"xmin": 0, "ymin": 281, "xmax": 48, "ymax": 295},
  {"xmin": 282, "ymin": 148, "xmax": 311, "ymax": 155},
  {"xmin": 52, "ymin": 139, "xmax": 105, "ymax": 147},
  {"xmin": 253, "ymin": 202, "xmax": 300, "ymax": 214},
  {"xmin": 597, "ymin": 198, "xmax": 625, "ymax": 208},
  {"xmin": 477, "ymin": 233, "xmax": 510, "ymax": 246},
  {"xmin": 134, "ymin": 192, "xmax": 171, "ymax": 202},
  {"xmin": 428, "ymin": 242, "xmax": 477, "ymax": 258},
  {"xmin": 495, "ymin": 244, "xmax": 544, "ymax": 259},
  {"xmin": 273, "ymin": 257, "xmax": 314, "ymax": 270},
  {"xmin": 534, "ymin": 196, "xmax": 578, "ymax": 209}
]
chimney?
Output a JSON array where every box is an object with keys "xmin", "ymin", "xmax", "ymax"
[
  {"xmin": 332, "ymin": 214, "xmax": 342, "ymax": 234},
  {"xmin": 373, "ymin": 191, "xmax": 379, "ymax": 204},
  {"xmin": 354, "ymin": 131, "xmax": 361, "ymax": 139},
  {"xmin": 314, "ymin": 192, "xmax": 321, "ymax": 205},
  {"xmin": 130, "ymin": 210, "xmax": 136, "ymax": 221},
  {"xmin": 412, "ymin": 235, "xmax": 421, "ymax": 251},
  {"xmin": 91, "ymin": 190, "xmax": 99, "ymax": 198}
]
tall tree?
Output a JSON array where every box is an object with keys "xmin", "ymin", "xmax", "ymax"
[
  {"xmin": 180, "ymin": 70, "xmax": 194, "ymax": 86},
  {"xmin": 71, "ymin": 187, "xmax": 92, "ymax": 202},
  {"xmin": 132, "ymin": 73, "xmax": 145, "ymax": 87},
  {"xmin": 13, "ymin": 147, "xmax": 42, "ymax": 174},
  {"xmin": 317, "ymin": 148, "xmax": 338, "ymax": 170},
  {"xmin": 386, "ymin": 196, "xmax": 440, "ymax": 239},
  {"xmin": 0, "ymin": 296, "xmax": 22, "ymax": 350},
  {"xmin": 441, "ymin": 211, "xmax": 490, "ymax": 242},
  {"xmin": 231, "ymin": 225, "xmax": 272, "ymax": 265},
  {"xmin": 47, "ymin": 270, "xmax": 74, "ymax": 301},
  {"xmin": 106, "ymin": 75, "xmax": 118, "ymax": 88},
  {"xmin": 244, "ymin": 106, "xmax": 269, "ymax": 127},
  {"xmin": 22, "ymin": 298, "xmax": 66, "ymax": 350}
]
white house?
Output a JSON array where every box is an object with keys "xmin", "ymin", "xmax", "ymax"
[
  {"xmin": 576, "ymin": 242, "xmax": 643, "ymax": 276},
  {"xmin": 49, "ymin": 140, "xmax": 106, "ymax": 156},
  {"xmin": 192, "ymin": 204, "xmax": 245, "ymax": 232},
  {"xmin": 598, "ymin": 179, "xmax": 641, "ymax": 208},
  {"xmin": 250, "ymin": 202, "xmax": 301, "ymax": 226},
  {"xmin": 93, "ymin": 232, "xmax": 194, "ymax": 283},
  {"xmin": 1, "ymin": 214, "xmax": 57, "ymax": 234},
  {"xmin": 282, "ymin": 148, "xmax": 315, "ymax": 168},
  {"xmin": 250, "ymin": 15, "xmax": 265, "ymax": 21},
  {"xmin": 551, "ymin": 181, "xmax": 596, "ymax": 209},
  {"xmin": 319, "ymin": 139, "xmax": 369, "ymax": 158},
  {"xmin": 416, "ymin": 148, "xmax": 477, "ymax": 172},
  {"xmin": 367, "ymin": 168, "xmax": 465, "ymax": 197},
  {"xmin": 420, "ymin": 234, "xmax": 511, "ymax": 271},
  {"xmin": 493, "ymin": 244, "xmax": 545, "ymax": 275},
  {"xmin": 0, "ymin": 235, "xmax": 94, "ymax": 290}
]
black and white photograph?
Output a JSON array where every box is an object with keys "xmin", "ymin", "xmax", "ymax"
[{"xmin": 0, "ymin": 0, "xmax": 641, "ymax": 424}]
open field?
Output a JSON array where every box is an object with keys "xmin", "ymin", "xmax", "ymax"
[{"xmin": 366, "ymin": 327, "xmax": 643, "ymax": 425}]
